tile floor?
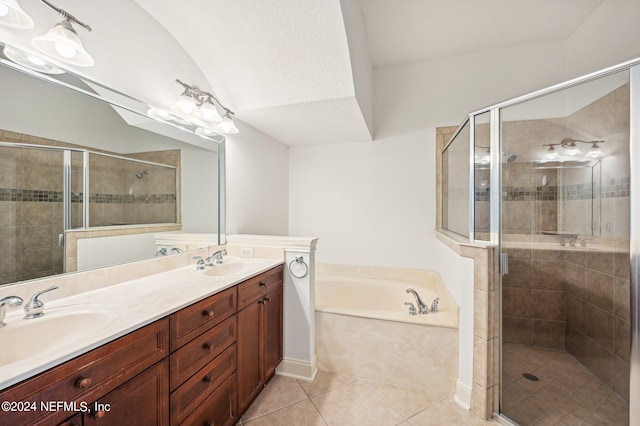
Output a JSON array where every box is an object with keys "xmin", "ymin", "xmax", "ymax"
[
  {"xmin": 502, "ymin": 343, "xmax": 629, "ymax": 425},
  {"xmin": 238, "ymin": 371, "xmax": 496, "ymax": 426}
]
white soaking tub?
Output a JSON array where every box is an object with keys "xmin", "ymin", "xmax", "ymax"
[{"xmin": 314, "ymin": 263, "xmax": 459, "ymax": 391}]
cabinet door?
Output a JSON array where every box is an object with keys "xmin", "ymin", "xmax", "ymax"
[
  {"xmin": 84, "ymin": 360, "xmax": 169, "ymax": 426},
  {"xmin": 263, "ymin": 284, "xmax": 283, "ymax": 381},
  {"xmin": 236, "ymin": 300, "xmax": 263, "ymax": 414}
]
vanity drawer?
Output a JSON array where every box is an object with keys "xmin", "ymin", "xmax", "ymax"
[
  {"xmin": 0, "ymin": 318, "xmax": 169, "ymax": 426},
  {"xmin": 237, "ymin": 265, "xmax": 283, "ymax": 309},
  {"xmin": 180, "ymin": 373, "xmax": 237, "ymax": 426},
  {"xmin": 170, "ymin": 315, "xmax": 236, "ymax": 390},
  {"xmin": 170, "ymin": 286, "xmax": 236, "ymax": 351},
  {"xmin": 170, "ymin": 343, "xmax": 236, "ymax": 425}
]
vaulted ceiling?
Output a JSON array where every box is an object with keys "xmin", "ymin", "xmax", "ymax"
[{"xmin": 0, "ymin": 0, "xmax": 608, "ymax": 146}]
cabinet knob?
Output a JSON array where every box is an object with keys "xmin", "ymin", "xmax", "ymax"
[
  {"xmin": 76, "ymin": 377, "xmax": 92, "ymax": 389},
  {"xmin": 259, "ymin": 281, "xmax": 266, "ymax": 287},
  {"xmin": 202, "ymin": 309, "xmax": 215, "ymax": 318},
  {"xmin": 264, "ymin": 297, "xmax": 270, "ymax": 302},
  {"xmin": 203, "ymin": 342, "xmax": 212, "ymax": 351},
  {"xmin": 203, "ymin": 375, "xmax": 212, "ymax": 384},
  {"xmin": 94, "ymin": 410, "xmax": 106, "ymax": 419},
  {"xmin": 205, "ymin": 421, "xmax": 215, "ymax": 426},
  {"xmin": 258, "ymin": 299, "xmax": 264, "ymax": 304}
]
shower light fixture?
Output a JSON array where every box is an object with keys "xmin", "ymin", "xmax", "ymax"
[
  {"xmin": 0, "ymin": 0, "xmax": 34, "ymax": 28},
  {"xmin": 542, "ymin": 138, "xmax": 605, "ymax": 161},
  {"xmin": 32, "ymin": 0, "xmax": 94, "ymax": 67}
]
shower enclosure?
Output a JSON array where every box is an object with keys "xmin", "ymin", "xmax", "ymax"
[
  {"xmin": 0, "ymin": 142, "xmax": 177, "ymax": 284},
  {"xmin": 442, "ymin": 59, "xmax": 639, "ymax": 425}
]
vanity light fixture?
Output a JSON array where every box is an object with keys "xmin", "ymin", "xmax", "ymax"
[
  {"xmin": 174, "ymin": 79, "xmax": 239, "ymax": 134},
  {"xmin": 31, "ymin": 0, "xmax": 94, "ymax": 67},
  {"xmin": 0, "ymin": 0, "xmax": 34, "ymax": 29}
]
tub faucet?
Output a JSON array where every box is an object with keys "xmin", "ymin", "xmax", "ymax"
[
  {"xmin": 406, "ymin": 288, "xmax": 428, "ymax": 314},
  {"xmin": 0, "ymin": 296, "xmax": 23, "ymax": 328},
  {"xmin": 404, "ymin": 302, "xmax": 417, "ymax": 316}
]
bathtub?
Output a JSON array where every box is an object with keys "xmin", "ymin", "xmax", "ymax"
[{"xmin": 314, "ymin": 264, "xmax": 459, "ymax": 391}]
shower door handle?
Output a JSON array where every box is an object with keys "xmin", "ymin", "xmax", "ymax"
[{"xmin": 500, "ymin": 253, "xmax": 509, "ymax": 275}]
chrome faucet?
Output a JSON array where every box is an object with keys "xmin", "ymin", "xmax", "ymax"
[
  {"xmin": 404, "ymin": 302, "xmax": 417, "ymax": 315},
  {"xmin": 0, "ymin": 296, "xmax": 23, "ymax": 328},
  {"xmin": 24, "ymin": 286, "xmax": 58, "ymax": 319},
  {"xmin": 171, "ymin": 247, "xmax": 184, "ymax": 253},
  {"xmin": 569, "ymin": 235, "xmax": 580, "ymax": 247},
  {"xmin": 406, "ymin": 288, "xmax": 428, "ymax": 314},
  {"xmin": 205, "ymin": 249, "xmax": 227, "ymax": 266},
  {"xmin": 193, "ymin": 256, "xmax": 206, "ymax": 270},
  {"xmin": 431, "ymin": 297, "xmax": 440, "ymax": 313}
]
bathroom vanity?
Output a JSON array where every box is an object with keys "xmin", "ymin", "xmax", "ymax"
[{"xmin": 0, "ymin": 261, "xmax": 284, "ymax": 426}]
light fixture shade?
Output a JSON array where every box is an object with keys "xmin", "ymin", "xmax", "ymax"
[
  {"xmin": 3, "ymin": 45, "xmax": 64, "ymax": 74},
  {"xmin": 586, "ymin": 144, "xmax": 605, "ymax": 158},
  {"xmin": 199, "ymin": 99, "xmax": 222, "ymax": 122},
  {"xmin": 32, "ymin": 19, "xmax": 94, "ymax": 67},
  {"xmin": 0, "ymin": 0, "xmax": 34, "ymax": 29},
  {"xmin": 215, "ymin": 113, "xmax": 239, "ymax": 134}
]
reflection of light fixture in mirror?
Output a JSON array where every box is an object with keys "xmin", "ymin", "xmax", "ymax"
[
  {"xmin": 586, "ymin": 142, "xmax": 605, "ymax": 158},
  {"xmin": 2, "ymin": 45, "xmax": 64, "ymax": 74},
  {"xmin": 0, "ymin": 0, "xmax": 34, "ymax": 29},
  {"xmin": 474, "ymin": 146, "xmax": 490, "ymax": 165},
  {"xmin": 32, "ymin": 1, "xmax": 93, "ymax": 67},
  {"xmin": 542, "ymin": 138, "xmax": 605, "ymax": 160},
  {"xmin": 544, "ymin": 145, "xmax": 559, "ymax": 160}
]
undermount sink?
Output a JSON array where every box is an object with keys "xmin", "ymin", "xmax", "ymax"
[
  {"xmin": 0, "ymin": 304, "xmax": 122, "ymax": 367},
  {"xmin": 202, "ymin": 259, "xmax": 267, "ymax": 277}
]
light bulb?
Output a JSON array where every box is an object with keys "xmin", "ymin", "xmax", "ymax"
[
  {"xmin": 27, "ymin": 54, "xmax": 45, "ymax": 66},
  {"xmin": 0, "ymin": 4, "xmax": 9, "ymax": 16},
  {"xmin": 54, "ymin": 42, "xmax": 76, "ymax": 58}
]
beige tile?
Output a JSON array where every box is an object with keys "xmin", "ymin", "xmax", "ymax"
[
  {"xmin": 369, "ymin": 381, "xmax": 447, "ymax": 418},
  {"xmin": 244, "ymin": 400, "xmax": 327, "ymax": 426},
  {"xmin": 297, "ymin": 371, "xmax": 358, "ymax": 397},
  {"xmin": 407, "ymin": 397, "xmax": 491, "ymax": 425},
  {"xmin": 311, "ymin": 381, "xmax": 403, "ymax": 426},
  {"xmin": 242, "ymin": 375, "xmax": 308, "ymax": 421}
]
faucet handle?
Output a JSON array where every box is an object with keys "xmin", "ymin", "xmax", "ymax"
[
  {"xmin": 404, "ymin": 302, "xmax": 417, "ymax": 316},
  {"xmin": 24, "ymin": 286, "xmax": 58, "ymax": 319},
  {"xmin": 193, "ymin": 256, "xmax": 205, "ymax": 270},
  {"xmin": 431, "ymin": 297, "xmax": 440, "ymax": 313}
]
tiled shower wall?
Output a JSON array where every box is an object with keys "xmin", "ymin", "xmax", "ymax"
[{"xmin": 503, "ymin": 247, "xmax": 630, "ymax": 402}]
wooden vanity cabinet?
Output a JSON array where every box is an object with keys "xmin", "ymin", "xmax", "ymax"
[
  {"xmin": 236, "ymin": 266, "xmax": 284, "ymax": 415},
  {"xmin": 1, "ymin": 264, "xmax": 285, "ymax": 426}
]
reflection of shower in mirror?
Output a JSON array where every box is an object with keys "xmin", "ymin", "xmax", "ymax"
[{"xmin": 135, "ymin": 170, "xmax": 150, "ymax": 179}]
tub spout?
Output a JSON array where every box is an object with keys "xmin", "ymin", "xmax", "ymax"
[{"xmin": 406, "ymin": 288, "xmax": 428, "ymax": 314}]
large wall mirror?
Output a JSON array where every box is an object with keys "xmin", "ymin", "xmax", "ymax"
[{"xmin": 0, "ymin": 47, "xmax": 225, "ymax": 286}]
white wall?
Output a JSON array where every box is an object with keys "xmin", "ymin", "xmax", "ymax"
[
  {"xmin": 566, "ymin": 0, "xmax": 640, "ymax": 79},
  {"xmin": 225, "ymin": 120, "xmax": 289, "ymax": 236}
]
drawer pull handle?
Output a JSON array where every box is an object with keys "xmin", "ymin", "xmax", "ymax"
[
  {"xmin": 259, "ymin": 281, "xmax": 266, "ymax": 287},
  {"xmin": 203, "ymin": 309, "xmax": 215, "ymax": 318},
  {"xmin": 76, "ymin": 377, "xmax": 92, "ymax": 389},
  {"xmin": 203, "ymin": 375, "xmax": 212, "ymax": 384},
  {"xmin": 94, "ymin": 410, "xmax": 106, "ymax": 419},
  {"xmin": 258, "ymin": 299, "xmax": 264, "ymax": 304},
  {"xmin": 203, "ymin": 342, "xmax": 212, "ymax": 351},
  {"xmin": 206, "ymin": 421, "xmax": 215, "ymax": 426},
  {"xmin": 264, "ymin": 297, "xmax": 270, "ymax": 302}
]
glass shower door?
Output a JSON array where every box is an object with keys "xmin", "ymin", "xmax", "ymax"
[{"xmin": 498, "ymin": 70, "xmax": 631, "ymax": 425}]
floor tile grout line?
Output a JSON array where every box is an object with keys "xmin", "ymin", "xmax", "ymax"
[{"xmin": 307, "ymin": 394, "xmax": 330, "ymax": 426}]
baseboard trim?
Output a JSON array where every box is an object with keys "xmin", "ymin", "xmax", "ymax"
[
  {"xmin": 276, "ymin": 356, "xmax": 318, "ymax": 381},
  {"xmin": 454, "ymin": 379, "xmax": 472, "ymax": 410}
]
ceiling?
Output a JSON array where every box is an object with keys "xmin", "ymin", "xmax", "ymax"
[{"xmin": 0, "ymin": 0, "xmax": 607, "ymax": 146}]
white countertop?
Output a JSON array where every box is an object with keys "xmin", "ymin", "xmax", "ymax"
[{"xmin": 0, "ymin": 256, "xmax": 283, "ymax": 391}]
